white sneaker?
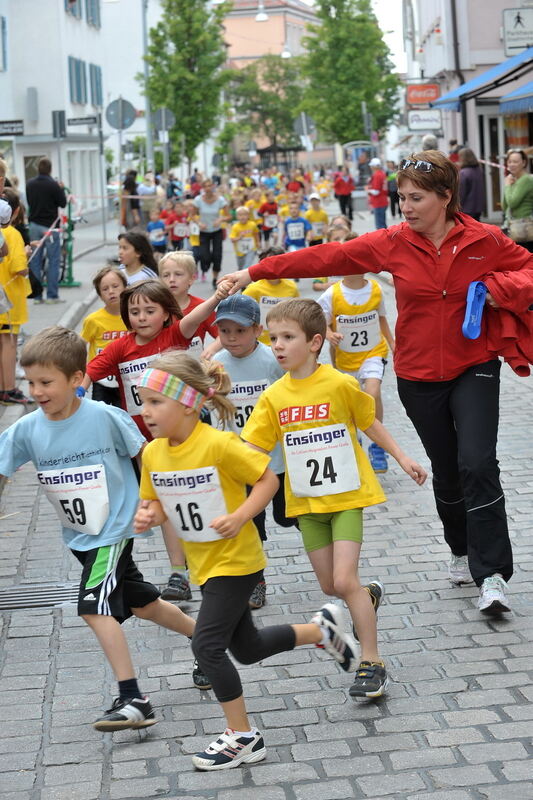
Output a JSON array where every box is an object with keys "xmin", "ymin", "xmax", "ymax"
[
  {"xmin": 478, "ymin": 574, "xmax": 511, "ymax": 614},
  {"xmin": 449, "ymin": 554, "xmax": 473, "ymax": 585},
  {"xmin": 311, "ymin": 602, "xmax": 357, "ymax": 672},
  {"xmin": 192, "ymin": 728, "xmax": 266, "ymax": 770}
]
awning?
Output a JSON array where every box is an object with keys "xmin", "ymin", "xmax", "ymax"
[
  {"xmin": 500, "ymin": 81, "xmax": 533, "ymax": 114},
  {"xmin": 430, "ymin": 46, "xmax": 533, "ymax": 111}
]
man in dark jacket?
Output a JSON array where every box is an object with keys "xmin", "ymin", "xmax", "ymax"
[{"xmin": 26, "ymin": 158, "xmax": 67, "ymax": 303}]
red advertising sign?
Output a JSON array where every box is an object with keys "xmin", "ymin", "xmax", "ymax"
[{"xmin": 406, "ymin": 84, "xmax": 440, "ymax": 106}]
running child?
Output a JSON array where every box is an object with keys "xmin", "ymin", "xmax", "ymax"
[
  {"xmin": 134, "ymin": 351, "xmax": 358, "ymax": 770},
  {"xmin": 257, "ymin": 190, "xmax": 278, "ymax": 247},
  {"xmin": 118, "ymin": 231, "xmax": 158, "ymax": 285},
  {"xmin": 317, "ymin": 270, "xmax": 395, "ymax": 472},
  {"xmin": 305, "ymin": 193, "xmax": 329, "ymax": 246},
  {"xmin": 213, "ymin": 294, "xmax": 296, "ymax": 608},
  {"xmin": 243, "ymin": 246, "xmax": 299, "ymax": 346},
  {"xmin": 0, "ymin": 327, "xmax": 196, "ymax": 732},
  {"xmin": 165, "ymin": 200, "xmax": 189, "ymax": 251},
  {"xmin": 80, "ymin": 265, "xmax": 128, "ymax": 407},
  {"xmin": 230, "ymin": 206, "xmax": 259, "ymax": 271},
  {"xmin": 146, "ymin": 208, "xmax": 167, "ymax": 260},
  {"xmin": 184, "ymin": 200, "xmax": 201, "ymax": 272},
  {"xmin": 283, "ymin": 201, "xmax": 312, "ymax": 251},
  {"xmin": 242, "ymin": 299, "xmax": 426, "ymax": 698}
]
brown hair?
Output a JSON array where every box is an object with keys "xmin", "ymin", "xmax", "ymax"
[
  {"xmin": 92, "ymin": 265, "xmax": 127, "ymax": 296},
  {"xmin": 20, "ymin": 326, "xmax": 86, "ymax": 377},
  {"xmin": 506, "ymin": 149, "xmax": 528, "ymax": 167},
  {"xmin": 258, "ymin": 246, "xmax": 286, "ymax": 260},
  {"xmin": 38, "ymin": 158, "xmax": 52, "ymax": 175},
  {"xmin": 118, "ymin": 231, "xmax": 158, "ymax": 272},
  {"xmin": 397, "ymin": 150, "xmax": 460, "ymax": 218},
  {"xmin": 266, "ymin": 298, "xmax": 326, "ymax": 345},
  {"xmin": 326, "ymin": 223, "xmax": 354, "ymax": 243},
  {"xmin": 150, "ymin": 352, "xmax": 235, "ymax": 427},
  {"xmin": 458, "ymin": 147, "xmax": 480, "ymax": 168},
  {"xmin": 1, "ymin": 187, "xmax": 20, "ymax": 223},
  {"xmin": 120, "ymin": 280, "xmax": 182, "ymax": 330}
]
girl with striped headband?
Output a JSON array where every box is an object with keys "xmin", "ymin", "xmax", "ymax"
[{"xmin": 134, "ymin": 351, "xmax": 358, "ymax": 772}]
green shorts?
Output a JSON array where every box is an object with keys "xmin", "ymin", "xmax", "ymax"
[{"xmin": 298, "ymin": 509, "xmax": 363, "ymax": 553}]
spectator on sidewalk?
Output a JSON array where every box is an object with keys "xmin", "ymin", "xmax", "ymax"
[
  {"xmin": 366, "ymin": 158, "xmax": 388, "ymax": 230},
  {"xmin": 26, "ymin": 158, "xmax": 67, "ymax": 304}
]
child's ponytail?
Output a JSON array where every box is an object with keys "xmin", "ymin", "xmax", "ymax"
[{"xmin": 204, "ymin": 360, "xmax": 235, "ymax": 426}]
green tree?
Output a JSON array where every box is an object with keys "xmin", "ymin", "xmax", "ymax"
[
  {"xmin": 226, "ymin": 55, "xmax": 304, "ymax": 161},
  {"xmin": 301, "ymin": 0, "xmax": 400, "ymax": 143},
  {"xmin": 141, "ymin": 0, "xmax": 230, "ymax": 171}
]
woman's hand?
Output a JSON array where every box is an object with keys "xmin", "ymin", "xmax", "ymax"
[
  {"xmin": 222, "ymin": 269, "xmax": 252, "ymax": 294},
  {"xmin": 485, "ymin": 292, "xmax": 499, "ymax": 309},
  {"xmin": 504, "ymin": 174, "xmax": 515, "ymax": 186}
]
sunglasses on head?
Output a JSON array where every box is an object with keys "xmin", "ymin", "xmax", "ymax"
[{"xmin": 399, "ymin": 159, "xmax": 434, "ymax": 173}]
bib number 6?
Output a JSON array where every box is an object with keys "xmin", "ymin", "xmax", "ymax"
[
  {"xmin": 306, "ymin": 456, "xmax": 338, "ymax": 487},
  {"xmin": 131, "ymin": 384, "xmax": 142, "ymax": 407}
]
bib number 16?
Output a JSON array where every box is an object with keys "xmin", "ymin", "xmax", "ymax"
[
  {"xmin": 175, "ymin": 502, "xmax": 203, "ymax": 533},
  {"xmin": 307, "ymin": 456, "xmax": 337, "ymax": 487}
]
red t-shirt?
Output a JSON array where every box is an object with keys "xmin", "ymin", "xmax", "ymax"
[
  {"xmin": 183, "ymin": 295, "xmax": 218, "ymax": 343},
  {"xmin": 367, "ymin": 169, "xmax": 389, "ymax": 208},
  {"xmin": 86, "ymin": 320, "xmax": 190, "ymax": 439},
  {"xmin": 258, "ymin": 201, "xmax": 278, "ymax": 230}
]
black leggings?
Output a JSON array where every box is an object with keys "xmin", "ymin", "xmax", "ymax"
[
  {"xmin": 191, "ymin": 571, "xmax": 296, "ymax": 702},
  {"xmin": 199, "ymin": 229, "xmax": 223, "ymax": 275},
  {"xmin": 338, "ymin": 194, "xmax": 353, "ymax": 221},
  {"xmin": 397, "ymin": 359, "xmax": 513, "ymax": 586}
]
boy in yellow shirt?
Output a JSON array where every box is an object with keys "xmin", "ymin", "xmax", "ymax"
[
  {"xmin": 304, "ymin": 193, "xmax": 329, "ymax": 246},
  {"xmin": 243, "ymin": 247, "xmax": 299, "ymax": 346},
  {"xmin": 242, "ymin": 298, "xmax": 426, "ymax": 698},
  {"xmin": 230, "ymin": 207, "xmax": 259, "ymax": 270}
]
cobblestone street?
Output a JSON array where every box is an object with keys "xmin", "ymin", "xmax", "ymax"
[{"xmin": 1, "ymin": 216, "xmax": 532, "ymax": 800}]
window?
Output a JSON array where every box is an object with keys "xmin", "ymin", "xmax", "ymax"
[
  {"xmin": 86, "ymin": 0, "xmax": 101, "ymax": 28},
  {"xmin": 65, "ymin": 0, "xmax": 82, "ymax": 19},
  {"xmin": 68, "ymin": 56, "xmax": 87, "ymax": 104},
  {"xmin": 89, "ymin": 64, "xmax": 103, "ymax": 107},
  {"xmin": 0, "ymin": 16, "xmax": 6, "ymax": 72}
]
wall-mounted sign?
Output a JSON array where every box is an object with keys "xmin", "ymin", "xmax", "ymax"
[
  {"xmin": 408, "ymin": 109, "xmax": 442, "ymax": 131},
  {"xmin": 0, "ymin": 120, "xmax": 24, "ymax": 135},
  {"xmin": 503, "ymin": 8, "xmax": 533, "ymax": 56},
  {"xmin": 406, "ymin": 84, "xmax": 440, "ymax": 106}
]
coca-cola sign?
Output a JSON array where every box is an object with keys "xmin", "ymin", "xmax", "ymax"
[{"xmin": 406, "ymin": 84, "xmax": 440, "ymax": 106}]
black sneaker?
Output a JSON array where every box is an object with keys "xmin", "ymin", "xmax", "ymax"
[
  {"xmin": 248, "ymin": 579, "xmax": 267, "ymax": 609},
  {"xmin": 93, "ymin": 696, "xmax": 157, "ymax": 731},
  {"xmin": 2, "ymin": 388, "xmax": 35, "ymax": 405},
  {"xmin": 192, "ymin": 659, "xmax": 212, "ymax": 690},
  {"xmin": 161, "ymin": 572, "xmax": 192, "ymax": 601},
  {"xmin": 349, "ymin": 661, "xmax": 389, "ymax": 698},
  {"xmin": 353, "ymin": 580, "xmax": 384, "ymax": 641}
]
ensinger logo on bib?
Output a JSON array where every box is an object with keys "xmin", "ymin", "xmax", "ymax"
[
  {"xmin": 37, "ymin": 468, "xmax": 103, "ymax": 486},
  {"xmin": 120, "ymin": 360, "xmax": 151, "ymax": 376},
  {"xmin": 231, "ymin": 381, "xmax": 269, "ymax": 397},
  {"xmin": 279, "ymin": 403, "xmax": 330, "ymax": 426},
  {"xmin": 152, "ymin": 471, "xmax": 214, "ymax": 490}
]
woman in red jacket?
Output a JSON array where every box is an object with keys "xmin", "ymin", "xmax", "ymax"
[
  {"xmin": 333, "ymin": 167, "xmax": 355, "ymax": 222},
  {"xmin": 225, "ymin": 150, "xmax": 533, "ymax": 616}
]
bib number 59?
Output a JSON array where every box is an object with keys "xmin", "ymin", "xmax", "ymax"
[
  {"xmin": 306, "ymin": 456, "xmax": 338, "ymax": 487},
  {"xmin": 59, "ymin": 498, "xmax": 86, "ymax": 526}
]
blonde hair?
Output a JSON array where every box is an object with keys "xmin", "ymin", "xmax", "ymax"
[
  {"xmin": 236, "ymin": 205, "xmax": 250, "ymax": 216},
  {"xmin": 159, "ymin": 250, "xmax": 196, "ymax": 278},
  {"xmin": 150, "ymin": 352, "xmax": 235, "ymax": 426},
  {"xmin": 0, "ymin": 158, "xmax": 6, "ymax": 178}
]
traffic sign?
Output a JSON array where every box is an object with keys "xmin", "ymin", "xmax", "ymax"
[
  {"xmin": 67, "ymin": 115, "xmax": 98, "ymax": 126},
  {"xmin": 153, "ymin": 107, "xmax": 176, "ymax": 131},
  {"xmin": 105, "ymin": 98, "xmax": 136, "ymax": 130},
  {"xmin": 503, "ymin": 8, "xmax": 533, "ymax": 56},
  {"xmin": 0, "ymin": 120, "xmax": 24, "ymax": 135}
]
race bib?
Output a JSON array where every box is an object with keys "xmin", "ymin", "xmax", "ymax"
[
  {"xmin": 259, "ymin": 295, "xmax": 284, "ymax": 328},
  {"xmin": 228, "ymin": 379, "xmax": 269, "ymax": 431},
  {"xmin": 149, "ymin": 229, "xmax": 165, "ymax": 244},
  {"xmin": 151, "ymin": 466, "xmax": 227, "ymax": 542},
  {"xmin": 173, "ymin": 222, "xmax": 189, "ymax": 238},
  {"xmin": 96, "ymin": 347, "xmax": 118, "ymax": 388},
  {"xmin": 187, "ymin": 336, "xmax": 203, "ymax": 360},
  {"xmin": 119, "ymin": 355, "xmax": 158, "ymax": 415},
  {"xmin": 37, "ymin": 464, "xmax": 109, "ymax": 535},
  {"xmin": 189, "ymin": 221, "xmax": 200, "ymax": 236},
  {"xmin": 239, "ymin": 236, "xmax": 254, "ymax": 254},
  {"xmin": 286, "ymin": 221, "xmax": 305, "ymax": 241},
  {"xmin": 312, "ymin": 222, "xmax": 324, "ymax": 237},
  {"xmin": 283, "ymin": 423, "xmax": 360, "ymax": 497},
  {"xmin": 264, "ymin": 214, "xmax": 278, "ymax": 229},
  {"xmin": 336, "ymin": 310, "xmax": 381, "ymax": 353}
]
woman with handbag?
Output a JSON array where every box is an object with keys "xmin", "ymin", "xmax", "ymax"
[{"xmin": 503, "ymin": 149, "xmax": 533, "ymax": 252}]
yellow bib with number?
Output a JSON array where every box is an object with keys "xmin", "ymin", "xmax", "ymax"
[{"xmin": 331, "ymin": 280, "xmax": 388, "ymax": 371}]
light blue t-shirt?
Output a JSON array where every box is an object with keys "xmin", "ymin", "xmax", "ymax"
[
  {"xmin": 194, "ymin": 195, "xmax": 227, "ymax": 233},
  {"xmin": 215, "ymin": 342, "xmax": 285, "ymax": 473},
  {"xmin": 0, "ymin": 399, "xmax": 150, "ymax": 551}
]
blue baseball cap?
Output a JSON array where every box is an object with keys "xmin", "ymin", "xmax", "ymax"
[{"xmin": 215, "ymin": 295, "xmax": 260, "ymax": 327}]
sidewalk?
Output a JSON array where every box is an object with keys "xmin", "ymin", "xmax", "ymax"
[{"xmin": 1, "ymin": 209, "xmax": 532, "ymax": 800}]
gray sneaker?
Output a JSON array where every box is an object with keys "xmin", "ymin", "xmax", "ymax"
[
  {"xmin": 161, "ymin": 572, "xmax": 192, "ymax": 601},
  {"xmin": 449, "ymin": 554, "xmax": 473, "ymax": 585},
  {"xmin": 478, "ymin": 574, "xmax": 510, "ymax": 614}
]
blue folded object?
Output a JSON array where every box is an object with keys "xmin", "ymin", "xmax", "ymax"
[{"xmin": 462, "ymin": 281, "xmax": 487, "ymax": 339}]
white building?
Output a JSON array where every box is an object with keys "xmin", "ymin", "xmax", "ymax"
[{"xmin": 0, "ymin": 0, "xmax": 105, "ymax": 217}]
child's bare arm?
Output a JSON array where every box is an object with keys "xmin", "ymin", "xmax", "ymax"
[
  {"xmin": 180, "ymin": 289, "xmax": 226, "ymax": 339},
  {"xmin": 209, "ymin": 467, "xmax": 279, "ymax": 539},
  {"xmin": 379, "ymin": 316, "xmax": 395, "ymax": 352},
  {"xmin": 362, "ymin": 418, "xmax": 427, "ymax": 485},
  {"xmin": 326, "ymin": 325, "xmax": 343, "ymax": 346},
  {"xmin": 134, "ymin": 499, "xmax": 167, "ymax": 533}
]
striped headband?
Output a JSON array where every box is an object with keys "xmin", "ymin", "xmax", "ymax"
[{"xmin": 139, "ymin": 368, "xmax": 214, "ymax": 411}]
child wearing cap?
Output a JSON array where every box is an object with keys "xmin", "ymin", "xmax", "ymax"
[
  {"xmin": 213, "ymin": 294, "xmax": 297, "ymax": 609},
  {"xmin": 304, "ymin": 194, "xmax": 329, "ymax": 246}
]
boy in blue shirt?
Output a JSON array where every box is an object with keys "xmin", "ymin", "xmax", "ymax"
[
  {"xmin": 146, "ymin": 208, "xmax": 167, "ymax": 256},
  {"xmin": 283, "ymin": 201, "xmax": 312, "ymax": 251},
  {"xmin": 0, "ymin": 326, "xmax": 196, "ymax": 731}
]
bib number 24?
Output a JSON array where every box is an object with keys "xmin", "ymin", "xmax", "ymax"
[{"xmin": 307, "ymin": 456, "xmax": 338, "ymax": 487}]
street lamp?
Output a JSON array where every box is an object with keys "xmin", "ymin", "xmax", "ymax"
[
  {"xmin": 141, "ymin": 0, "xmax": 155, "ymax": 172},
  {"xmin": 255, "ymin": 0, "xmax": 268, "ymax": 21}
]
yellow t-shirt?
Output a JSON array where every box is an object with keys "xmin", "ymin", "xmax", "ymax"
[
  {"xmin": 80, "ymin": 307, "xmax": 128, "ymax": 361},
  {"xmin": 242, "ymin": 364, "xmax": 386, "ymax": 516},
  {"xmin": 0, "ymin": 226, "xmax": 31, "ymax": 327},
  {"xmin": 245, "ymin": 198, "xmax": 264, "ymax": 220},
  {"xmin": 230, "ymin": 220, "xmax": 258, "ymax": 257},
  {"xmin": 243, "ymin": 279, "xmax": 300, "ymax": 345},
  {"xmin": 188, "ymin": 213, "xmax": 200, "ymax": 247},
  {"xmin": 140, "ymin": 421, "xmax": 269, "ymax": 586},
  {"xmin": 304, "ymin": 208, "xmax": 329, "ymax": 241},
  {"xmin": 331, "ymin": 279, "xmax": 388, "ymax": 371}
]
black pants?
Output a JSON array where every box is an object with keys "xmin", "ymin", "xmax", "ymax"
[
  {"xmin": 199, "ymin": 229, "xmax": 223, "ymax": 275},
  {"xmin": 397, "ymin": 360, "xmax": 513, "ymax": 586},
  {"xmin": 91, "ymin": 382, "xmax": 121, "ymax": 407},
  {"xmin": 338, "ymin": 194, "xmax": 353, "ymax": 220},
  {"xmin": 191, "ymin": 571, "xmax": 296, "ymax": 702},
  {"xmin": 248, "ymin": 474, "xmax": 296, "ymax": 542},
  {"xmin": 389, "ymin": 192, "xmax": 399, "ymax": 218}
]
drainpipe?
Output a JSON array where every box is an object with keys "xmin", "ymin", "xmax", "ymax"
[{"xmin": 450, "ymin": 0, "xmax": 468, "ymax": 143}]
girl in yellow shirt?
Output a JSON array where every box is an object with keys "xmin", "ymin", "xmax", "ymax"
[{"xmin": 135, "ymin": 351, "xmax": 358, "ymax": 771}]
